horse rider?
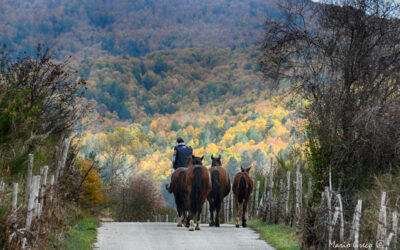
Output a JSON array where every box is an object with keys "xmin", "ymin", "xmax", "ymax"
[{"xmin": 166, "ymin": 137, "xmax": 193, "ymax": 193}]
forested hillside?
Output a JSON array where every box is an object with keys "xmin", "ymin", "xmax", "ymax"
[
  {"xmin": 77, "ymin": 47, "xmax": 267, "ymax": 123},
  {"xmin": 0, "ymin": 0, "xmax": 280, "ymax": 58},
  {"xmin": 73, "ymin": 44, "xmax": 305, "ymax": 205}
]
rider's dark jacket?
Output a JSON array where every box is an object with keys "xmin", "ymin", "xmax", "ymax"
[{"xmin": 172, "ymin": 142, "xmax": 193, "ymax": 169}]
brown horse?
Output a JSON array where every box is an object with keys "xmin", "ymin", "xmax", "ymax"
[
  {"xmin": 184, "ymin": 155, "xmax": 211, "ymax": 231},
  {"xmin": 207, "ymin": 154, "xmax": 230, "ymax": 227},
  {"xmin": 169, "ymin": 167, "xmax": 188, "ymax": 227},
  {"xmin": 233, "ymin": 166, "xmax": 253, "ymax": 227}
]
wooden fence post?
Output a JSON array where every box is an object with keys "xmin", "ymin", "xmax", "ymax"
[
  {"xmin": 40, "ymin": 166, "xmax": 48, "ymax": 204},
  {"xmin": 49, "ymin": 175, "xmax": 55, "ymax": 203},
  {"xmin": 228, "ymin": 192, "xmax": 232, "ymax": 222},
  {"xmin": 26, "ymin": 154, "xmax": 34, "ymax": 201},
  {"xmin": 384, "ymin": 233, "xmax": 394, "ymax": 250},
  {"xmin": 267, "ymin": 159, "xmax": 274, "ymax": 224},
  {"xmin": 306, "ymin": 176, "xmax": 312, "ymax": 206},
  {"xmin": 55, "ymin": 138, "xmax": 71, "ymax": 182},
  {"xmin": 329, "ymin": 166, "xmax": 332, "ymax": 195},
  {"xmin": 351, "ymin": 200, "xmax": 362, "ymax": 250},
  {"xmin": 392, "ymin": 211, "xmax": 398, "ymax": 250},
  {"xmin": 325, "ymin": 187, "xmax": 332, "ymax": 247},
  {"xmin": 25, "ymin": 175, "xmax": 41, "ymax": 231},
  {"xmin": 225, "ymin": 197, "xmax": 229, "ymax": 223},
  {"xmin": 255, "ymin": 180, "xmax": 260, "ymax": 213},
  {"xmin": 332, "ymin": 207, "xmax": 339, "ymax": 230},
  {"xmin": 290, "ymin": 178, "xmax": 296, "ymax": 227},
  {"xmin": 275, "ymin": 179, "xmax": 283, "ymax": 224},
  {"xmin": 295, "ymin": 168, "xmax": 302, "ymax": 233},
  {"xmin": 336, "ymin": 194, "xmax": 344, "ymax": 242},
  {"xmin": 249, "ymin": 172, "xmax": 255, "ymax": 218},
  {"xmin": 230, "ymin": 190, "xmax": 234, "ymax": 222},
  {"xmin": 285, "ymin": 171, "xmax": 291, "ymax": 218},
  {"xmin": 0, "ymin": 179, "xmax": 4, "ymax": 206},
  {"xmin": 377, "ymin": 191, "xmax": 387, "ymax": 247},
  {"xmin": 258, "ymin": 173, "xmax": 268, "ymax": 217},
  {"xmin": 33, "ymin": 175, "xmax": 42, "ymax": 218},
  {"xmin": 12, "ymin": 183, "xmax": 18, "ymax": 210},
  {"xmin": 263, "ymin": 172, "xmax": 268, "ymax": 206}
]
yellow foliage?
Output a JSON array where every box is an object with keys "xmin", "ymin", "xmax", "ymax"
[
  {"xmin": 78, "ymin": 159, "xmax": 104, "ymax": 206},
  {"xmin": 81, "ymin": 86, "xmax": 305, "ymax": 186},
  {"xmin": 205, "ymin": 143, "xmax": 219, "ymax": 155}
]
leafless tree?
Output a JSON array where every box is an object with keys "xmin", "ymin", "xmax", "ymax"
[
  {"xmin": 260, "ymin": 0, "xmax": 400, "ymax": 246},
  {"xmin": 117, "ymin": 177, "xmax": 164, "ymax": 222}
]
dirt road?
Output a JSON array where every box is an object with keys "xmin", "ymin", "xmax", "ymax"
[{"xmin": 94, "ymin": 222, "xmax": 274, "ymax": 250}]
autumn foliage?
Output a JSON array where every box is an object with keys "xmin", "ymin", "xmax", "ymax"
[{"xmin": 77, "ymin": 159, "xmax": 104, "ymax": 206}]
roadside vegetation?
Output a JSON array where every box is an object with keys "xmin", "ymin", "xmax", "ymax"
[
  {"xmin": 247, "ymin": 220, "xmax": 300, "ymax": 250},
  {"xmin": 65, "ymin": 217, "xmax": 99, "ymax": 250}
]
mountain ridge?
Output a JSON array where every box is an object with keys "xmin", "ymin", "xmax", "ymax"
[{"xmin": 0, "ymin": 0, "xmax": 281, "ymax": 58}]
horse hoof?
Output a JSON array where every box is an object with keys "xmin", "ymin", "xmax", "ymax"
[
  {"xmin": 215, "ymin": 223, "xmax": 220, "ymax": 227},
  {"xmin": 209, "ymin": 222, "xmax": 215, "ymax": 227},
  {"xmin": 189, "ymin": 228, "xmax": 194, "ymax": 231},
  {"xmin": 177, "ymin": 224, "xmax": 182, "ymax": 227},
  {"xmin": 242, "ymin": 224, "xmax": 247, "ymax": 228},
  {"xmin": 236, "ymin": 224, "xmax": 240, "ymax": 228},
  {"xmin": 195, "ymin": 227, "xmax": 200, "ymax": 230}
]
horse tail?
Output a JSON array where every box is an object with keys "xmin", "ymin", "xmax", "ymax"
[
  {"xmin": 238, "ymin": 176, "xmax": 246, "ymax": 204},
  {"xmin": 211, "ymin": 170, "xmax": 222, "ymax": 210},
  {"xmin": 177, "ymin": 171, "xmax": 187, "ymax": 211},
  {"xmin": 190, "ymin": 167, "xmax": 202, "ymax": 214}
]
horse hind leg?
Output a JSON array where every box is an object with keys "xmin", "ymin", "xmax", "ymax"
[
  {"xmin": 177, "ymin": 209, "xmax": 183, "ymax": 227},
  {"xmin": 189, "ymin": 213, "xmax": 195, "ymax": 231},
  {"xmin": 215, "ymin": 200, "xmax": 221, "ymax": 227},
  {"xmin": 235, "ymin": 198, "xmax": 241, "ymax": 228},
  {"xmin": 195, "ymin": 208, "xmax": 201, "ymax": 230},
  {"xmin": 184, "ymin": 210, "xmax": 190, "ymax": 228},
  {"xmin": 209, "ymin": 200, "xmax": 215, "ymax": 226},
  {"xmin": 242, "ymin": 199, "xmax": 249, "ymax": 227}
]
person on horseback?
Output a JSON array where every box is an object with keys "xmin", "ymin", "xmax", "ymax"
[{"xmin": 166, "ymin": 137, "xmax": 193, "ymax": 193}]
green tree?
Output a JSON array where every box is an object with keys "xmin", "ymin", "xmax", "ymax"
[
  {"xmin": 153, "ymin": 58, "xmax": 168, "ymax": 74},
  {"xmin": 142, "ymin": 74, "xmax": 158, "ymax": 90},
  {"xmin": 247, "ymin": 127, "xmax": 263, "ymax": 143},
  {"xmin": 132, "ymin": 65, "xmax": 142, "ymax": 84},
  {"xmin": 240, "ymin": 150, "xmax": 252, "ymax": 168},
  {"xmin": 252, "ymin": 149, "xmax": 267, "ymax": 172},
  {"xmin": 234, "ymin": 132, "xmax": 249, "ymax": 144},
  {"xmin": 170, "ymin": 119, "xmax": 181, "ymax": 131},
  {"xmin": 226, "ymin": 156, "xmax": 239, "ymax": 180}
]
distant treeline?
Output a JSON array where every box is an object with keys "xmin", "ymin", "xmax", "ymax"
[{"xmin": 0, "ymin": 0, "xmax": 281, "ymax": 58}]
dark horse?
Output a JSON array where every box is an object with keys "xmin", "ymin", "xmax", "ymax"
[
  {"xmin": 168, "ymin": 167, "xmax": 188, "ymax": 227},
  {"xmin": 184, "ymin": 155, "xmax": 211, "ymax": 231},
  {"xmin": 233, "ymin": 166, "xmax": 253, "ymax": 227},
  {"xmin": 207, "ymin": 154, "xmax": 230, "ymax": 227}
]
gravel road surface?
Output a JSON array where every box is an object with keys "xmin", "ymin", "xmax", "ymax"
[{"xmin": 94, "ymin": 222, "xmax": 274, "ymax": 250}]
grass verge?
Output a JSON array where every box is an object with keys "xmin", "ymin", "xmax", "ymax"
[
  {"xmin": 247, "ymin": 220, "xmax": 301, "ymax": 250},
  {"xmin": 65, "ymin": 217, "xmax": 99, "ymax": 250}
]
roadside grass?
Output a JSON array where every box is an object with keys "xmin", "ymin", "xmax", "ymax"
[
  {"xmin": 247, "ymin": 220, "xmax": 301, "ymax": 250},
  {"xmin": 65, "ymin": 217, "xmax": 99, "ymax": 250}
]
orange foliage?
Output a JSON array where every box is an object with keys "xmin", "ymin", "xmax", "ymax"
[{"xmin": 78, "ymin": 159, "xmax": 104, "ymax": 206}]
